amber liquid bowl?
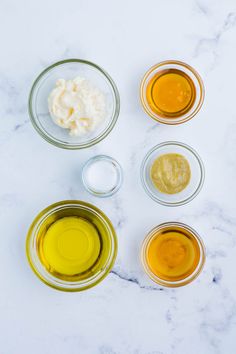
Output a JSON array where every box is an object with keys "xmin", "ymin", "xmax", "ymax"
[
  {"xmin": 140, "ymin": 60, "xmax": 205, "ymax": 125},
  {"xmin": 141, "ymin": 222, "xmax": 206, "ymax": 288}
]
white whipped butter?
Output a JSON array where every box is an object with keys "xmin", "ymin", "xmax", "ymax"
[{"xmin": 48, "ymin": 77, "xmax": 106, "ymax": 136}]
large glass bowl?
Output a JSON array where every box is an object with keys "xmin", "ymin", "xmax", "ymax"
[
  {"xmin": 28, "ymin": 59, "xmax": 120, "ymax": 149},
  {"xmin": 26, "ymin": 200, "xmax": 117, "ymax": 291}
]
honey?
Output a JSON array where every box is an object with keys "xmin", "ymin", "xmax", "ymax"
[
  {"xmin": 146, "ymin": 69, "xmax": 196, "ymax": 118},
  {"xmin": 145, "ymin": 225, "xmax": 201, "ymax": 282},
  {"xmin": 37, "ymin": 216, "xmax": 103, "ymax": 281}
]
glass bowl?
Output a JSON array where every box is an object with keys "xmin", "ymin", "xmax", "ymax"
[
  {"xmin": 82, "ymin": 155, "xmax": 123, "ymax": 197},
  {"xmin": 28, "ymin": 59, "xmax": 120, "ymax": 149},
  {"xmin": 140, "ymin": 60, "xmax": 205, "ymax": 125},
  {"xmin": 141, "ymin": 222, "xmax": 206, "ymax": 287},
  {"xmin": 141, "ymin": 141, "xmax": 205, "ymax": 206},
  {"xmin": 26, "ymin": 200, "xmax": 117, "ymax": 291}
]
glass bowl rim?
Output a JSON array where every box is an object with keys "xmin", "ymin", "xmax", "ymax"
[
  {"xmin": 140, "ymin": 221, "xmax": 206, "ymax": 288},
  {"xmin": 140, "ymin": 60, "xmax": 205, "ymax": 125},
  {"xmin": 140, "ymin": 141, "xmax": 205, "ymax": 207},
  {"xmin": 28, "ymin": 59, "xmax": 120, "ymax": 150},
  {"xmin": 26, "ymin": 200, "xmax": 118, "ymax": 292},
  {"xmin": 82, "ymin": 155, "xmax": 123, "ymax": 197}
]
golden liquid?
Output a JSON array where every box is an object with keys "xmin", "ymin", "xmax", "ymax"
[
  {"xmin": 146, "ymin": 69, "xmax": 196, "ymax": 118},
  {"xmin": 150, "ymin": 153, "xmax": 191, "ymax": 194},
  {"xmin": 146, "ymin": 226, "xmax": 200, "ymax": 281},
  {"xmin": 36, "ymin": 208, "xmax": 112, "ymax": 282}
]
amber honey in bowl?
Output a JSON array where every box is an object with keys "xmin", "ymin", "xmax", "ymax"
[
  {"xmin": 141, "ymin": 222, "xmax": 205, "ymax": 287},
  {"xmin": 140, "ymin": 61, "xmax": 204, "ymax": 124},
  {"xmin": 146, "ymin": 69, "xmax": 196, "ymax": 118}
]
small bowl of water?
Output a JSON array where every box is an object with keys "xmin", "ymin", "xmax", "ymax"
[{"xmin": 82, "ymin": 155, "xmax": 123, "ymax": 197}]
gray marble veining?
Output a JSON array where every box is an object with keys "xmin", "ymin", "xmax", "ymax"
[{"xmin": 1, "ymin": 0, "xmax": 236, "ymax": 353}]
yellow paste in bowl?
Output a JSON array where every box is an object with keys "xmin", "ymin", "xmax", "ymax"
[{"xmin": 150, "ymin": 153, "xmax": 191, "ymax": 194}]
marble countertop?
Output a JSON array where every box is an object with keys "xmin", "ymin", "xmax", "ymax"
[{"xmin": 1, "ymin": 0, "xmax": 236, "ymax": 353}]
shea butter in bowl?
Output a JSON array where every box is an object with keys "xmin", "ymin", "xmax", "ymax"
[
  {"xmin": 26, "ymin": 200, "xmax": 117, "ymax": 291},
  {"xmin": 141, "ymin": 141, "xmax": 204, "ymax": 206},
  {"xmin": 29, "ymin": 59, "xmax": 120, "ymax": 149}
]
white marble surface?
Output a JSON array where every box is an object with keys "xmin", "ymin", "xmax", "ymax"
[{"xmin": 1, "ymin": 0, "xmax": 236, "ymax": 353}]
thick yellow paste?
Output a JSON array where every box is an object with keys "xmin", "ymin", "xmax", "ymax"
[{"xmin": 150, "ymin": 153, "xmax": 191, "ymax": 194}]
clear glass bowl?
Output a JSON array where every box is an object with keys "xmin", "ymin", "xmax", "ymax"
[
  {"xmin": 28, "ymin": 59, "xmax": 120, "ymax": 149},
  {"xmin": 141, "ymin": 141, "xmax": 205, "ymax": 206},
  {"xmin": 140, "ymin": 222, "xmax": 206, "ymax": 287},
  {"xmin": 140, "ymin": 60, "xmax": 205, "ymax": 125},
  {"xmin": 26, "ymin": 200, "xmax": 117, "ymax": 291},
  {"xmin": 82, "ymin": 155, "xmax": 123, "ymax": 197}
]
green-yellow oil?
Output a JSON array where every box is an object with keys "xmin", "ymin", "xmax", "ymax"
[{"xmin": 36, "ymin": 209, "xmax": 112, "ymax": 281}]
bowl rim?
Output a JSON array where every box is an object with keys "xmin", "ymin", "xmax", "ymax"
[
  {"xmin": 140, "ymin": 141, "xmax": 205, "ymax": 206},
  {"xmin": 28, "ymin": 59, "xmax": 120, "ymax": 150},
  {"xmin": 26, "ymin": 200, "xmax": 118, "ymax": 292},
  {"xmin": 140, "ymin": 60, "xmax": 205, "ymax": 125},
  {"xmin": 140, "ymin": 222, "xmax": 206, "ymax": 287}
]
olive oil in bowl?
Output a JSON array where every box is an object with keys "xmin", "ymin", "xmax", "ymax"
[
  {"xmin": 26, "ymin": 201, "xmax": 117, "ymax": 291},
  {"xmin": 38, "ymin": 216, "xmax": 102, "ymax": 281}
]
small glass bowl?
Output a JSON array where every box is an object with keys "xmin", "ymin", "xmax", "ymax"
[
  {"xmin": 28, "ymin": 59, "xmax": 120, "ymax": 149},
  {"xmin": 140, "ymin": 60, "xmax": 205, "ymax": 125},
  {"xmin": 82, "ymin": 155, "xmax": 123, "ymax": 197},
  {"xmin": 26, "ymin": 200, "xmax": 117, "ymax": 292},
  {"xmin": 141, "ymin": 141, "xmax": 205, "ymax": 206},
  {"xmin": 141, "ymin": 222, "xmax": 206, "ymax": 288}
]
